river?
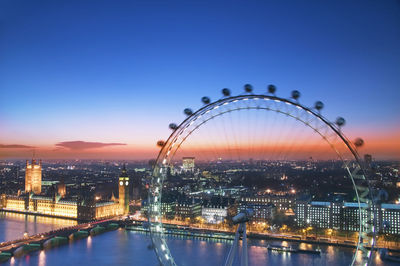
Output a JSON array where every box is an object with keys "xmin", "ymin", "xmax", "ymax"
[{"xmin": 0, "ymin": 212, "xmax": 393, "ymax": 265}]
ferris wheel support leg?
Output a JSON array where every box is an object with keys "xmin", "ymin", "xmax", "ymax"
[
  {"xmin": 241, "ymin": 223, "xmax": 248, "ymax": 266},
  {"xmin": 225, "ymin": 223, "xmax": 242, "ymax": 266}
]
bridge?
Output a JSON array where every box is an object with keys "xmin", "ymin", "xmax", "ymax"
[{"xmin": 0, "ymin": 217, "xmax": 123, "ymax": 263}]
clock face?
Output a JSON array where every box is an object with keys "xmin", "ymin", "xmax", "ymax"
[
  {"xmin": 125, "ymin": 181, "xmax": 129, "ymax": 186},
  {"xmin": 119, "ymin": 181, "xmax": 123, "ymax": 186}
]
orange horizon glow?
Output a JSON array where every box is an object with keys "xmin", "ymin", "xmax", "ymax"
[{"xmin": 1, "ymin": 131, "xmax": 399, "ymax": 161}]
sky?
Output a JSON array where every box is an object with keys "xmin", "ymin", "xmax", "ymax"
[{"xmin": 0, "ymin": 0, "xmax": 399, "ymax": 160}]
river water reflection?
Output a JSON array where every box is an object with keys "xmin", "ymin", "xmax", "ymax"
[
  {"xmin": 0, "ymin": 212, "xmax": 76, "ymax": 243},
  {"xmin": 0, "ymin": 213, "xmax": 394, "ymax": 265}
]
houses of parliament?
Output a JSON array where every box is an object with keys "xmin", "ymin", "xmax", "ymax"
[{"xmin": 0, "ymin": 159, "xmax": 131, "ymax": 221}]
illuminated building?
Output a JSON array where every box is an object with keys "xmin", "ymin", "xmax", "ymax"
[
  {"xmin": 380, "ymin": 204, "xmax": 400, "ymax": 235},
  {"xmin": 295, "ymin": 200, "xmax": 308, "ymax": 227},
  {"xmin": 307, "ymin": 201, "xmax": 331, "ymax": 229},
  {"xmin": 294, "ymin": 200, "xmax": 396, "ymax": 234},
  {"xmin": 118, "ymin": 164, "xmax": 130, "ymax": 214},
  {"xmin": 238, "ymin": 202, "xmax": 276, "ymax": 223},
  {"xmin": 161, "ymin": 202, "xmax": 176, "ymax": 218},
  {"xmin": 0, "ymin": 194, "xmax": 122, "ymax": 221},
  {"xmin": 182, "ymin": 157, "xmax": 195, "ymax": 172},
  {"xmin": 140, "ymin": 199, "xmax": 176, "ymax": 219},
  {"xmin": 57, "ymin": 178, "xmax": 66, "ymax": 198},
  {"xmin": 0, "ymin": 194, "xmax": 6, "ymax": 208},
  {"xmin": 95, "ymin": 201, "xmax": 124, "ymax": 219},
  {"xmin": 240, "ymin": 193, "xmax": 295, "ymax": 212},
  {"xmin": 202, "ymin": 205, "xmax": 228, "ymax": 224},
  {"xmin": 331, "ymin": 200, "xmax": 343, "ymax": 229},
  {"xmin": 175, "ymin": 199, "xmax": 201, "ymax": 219},
  {"xmin": 341, "ymin": 202, "xmax": 369, "ymax": 231},
  {"xmin": 25, "ymin": 159, "xmax": 42, "ymax": 194},
  {"xmin": 0, "ymin": 161, "xmax": 124, "ymax": 221}
]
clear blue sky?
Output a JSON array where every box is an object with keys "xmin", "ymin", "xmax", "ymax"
[{"xmin": 0, "ymin": 0, "xmax": 399, "ymax": 159}]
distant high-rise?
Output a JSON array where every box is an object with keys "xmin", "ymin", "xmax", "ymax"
[
  {"xmin": 182, "ymin": 157, "xmax": 195, "ymax": 172},
  {"xmin": 118, "ymin": 164, "xmax": 130, "ymax": 214},
  {"xmin": 25, "ymin": 159, "xmax": 42, "ymax": 194},
  {"xmin": 364, "ymin": 154, "xmax": 372, "ymax": 169}
]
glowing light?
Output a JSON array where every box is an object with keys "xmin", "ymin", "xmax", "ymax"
[{"xmin": 38, "ymin": 250, "xmax": 46, "ymax": 266}]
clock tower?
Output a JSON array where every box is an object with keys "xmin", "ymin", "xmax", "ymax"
[
  {"xmin": 118, "ymin": 164, "xmax": 130, "ymax": 214},
  {"xmin": 25, "ymin": 159, "xmax": 42, "ymax": 194}
]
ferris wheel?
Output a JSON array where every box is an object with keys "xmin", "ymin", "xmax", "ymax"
[{"xmin": 148, "ymin": 84, "xmax": 376, "ymax": 266}]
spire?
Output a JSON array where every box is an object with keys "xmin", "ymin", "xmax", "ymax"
[{"xmin": 120, "ymin": 163, "xmax": 128, "ymax": 178}]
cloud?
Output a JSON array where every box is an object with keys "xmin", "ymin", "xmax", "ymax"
[
  {"xmin": 0, "ymin": 144, "xmax": 35, "ymax": 149},
  {"xmin": 55, "ymin": 141, "xmax": 127, "ymax": 151}
]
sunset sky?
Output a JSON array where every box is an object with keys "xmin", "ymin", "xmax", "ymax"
[{"xmin": 0, "ymin": 0, "xmax": 399, "ymax": 160}]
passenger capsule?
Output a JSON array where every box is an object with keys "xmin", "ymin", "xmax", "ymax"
[
  {"xmin": 222, "ymin": 88, "xmax": 231, "ymax": 97},
  {"xmin": 315, "ymin": 101, "xmax": 324, "ymax": 111},
  {"xmin": 184, "ymin": 108, "xmax": 193, "ymax": 116},
  {"xmin": 169, "ymin": 123, "xmax": 178, "ymax": 130},
  {"xmin": 291, "ymin": 90, "xmax": 300, "ymax": 100},
  {"xmin": 156, "ymin": 140, "xmax": 165, "ymax": 147},
  {"xmin": 354, "ymin": 138, "xmax": 364, "ymax": 147},
  {"xmin": 268, "ymin": 85, "xmax": 276, "ymax": 94},
  {"xmin": 336, "ymin": 117, "xmax": 346, "ymax": 127},
  {"xmin": 244, "ymin": 84, "xmax": 253, "ymax": 93},
  {"xmin": 201, "ymin": 97, "xmax": 211, "ymax": 104}
]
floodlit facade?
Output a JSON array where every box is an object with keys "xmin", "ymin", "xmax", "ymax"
[
  {"xmin": 202, "ymin": 206, "xmax": 228, "ymax": 224},
  {"xmin": 25, "ymin": 159, "xmax": 42, "ymax": 194},
  {"xmin": 238, "ymin": 202, "xmax": 276, "ymax": 222},
  {"xmin": 175, "ymin": 200, "xmax": 201, "ymax": 219},
  {"xmin": 240, "ymin": 194, "xmax": 295, "ymax": 212},
  {"xmin": 0, "ymin": 194, "xmax": 121, "ymax": 220},
  {"xmin": 341, "ymin": 202, "xmax": 368, "ymax": 231},
  {"xmin": 307, "ymin": 201, "xmax": 331, "ymax": 229},
  {"xmin": 381, "ymin": 204, "xmax": 400, "ymax": 235},
  {"xmin": 294, "ymin": 200, "xmax": 400, "ymax": 235},
  {"xmin": 57, "ymin": 179, "xmax": 66, "ymax": 198},
  {"xmin": 95, "ymin": 201, "xmax": 123, "ymax": 219}
]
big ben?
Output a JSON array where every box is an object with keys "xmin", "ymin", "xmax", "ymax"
[{"xmin": 118, "ymin": 164, "xmax": 130, "ymax": 214}]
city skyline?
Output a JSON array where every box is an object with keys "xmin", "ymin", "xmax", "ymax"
[{"xmin": 1, "ymin": 1, "xmax": 399, "ymax": 160}]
